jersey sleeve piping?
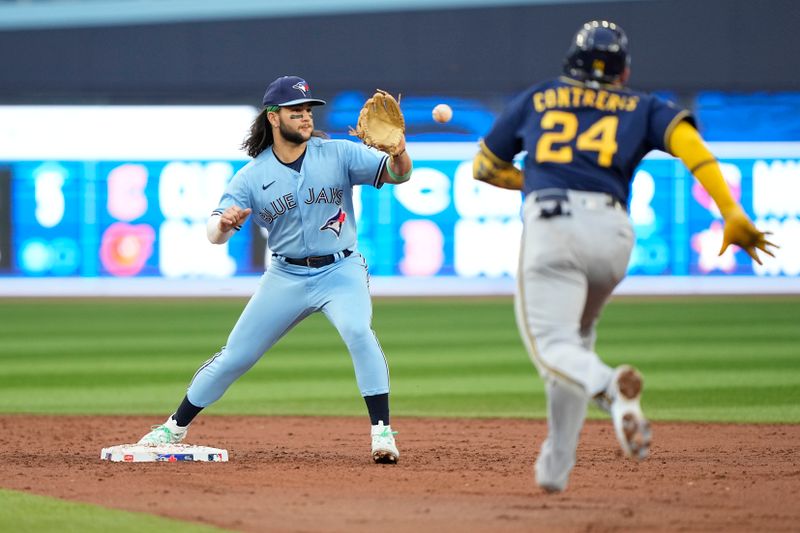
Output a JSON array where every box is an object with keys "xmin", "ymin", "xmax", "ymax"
[
  {"xmin": 209, "ymin": 209, "xmax": 240, "ymax": 231},
  {"xmin": 374, "ymin": 154, "xmax": 389, "ymax": 188},
  {"xmin": 663, "ymin": 110, "xmax": 693, "ymax": 154}
]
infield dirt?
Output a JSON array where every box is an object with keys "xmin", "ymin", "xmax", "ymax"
[{"xmin": 1, "ymin": 415, "xmax": 798, "ymax": 532}]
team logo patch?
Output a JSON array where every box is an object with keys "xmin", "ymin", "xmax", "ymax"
[
  {"xmin": 320, "ymin": 208, "xmax": 346, "ymax": 237},
  {"xmin": 292, "ymin": 80, "xmax": 309, "ymax": 96}
]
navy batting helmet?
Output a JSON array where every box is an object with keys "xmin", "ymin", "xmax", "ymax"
[{"xmin": 563, "ymin": 20, "xmax": 629, "ymax": 84}]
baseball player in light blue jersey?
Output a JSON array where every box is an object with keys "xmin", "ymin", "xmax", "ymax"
[{"xmin": 138, "ymin": 75, "xmax": 413, "ymax": 463}]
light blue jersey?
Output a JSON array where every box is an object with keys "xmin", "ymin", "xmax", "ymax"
[{"xmin": 214, "ymin": 136, "xmax": 388, "ymax": 258}]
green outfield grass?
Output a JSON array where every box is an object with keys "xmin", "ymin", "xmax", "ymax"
[
  {"xmin": 0, "ymin": 488, "xmax": 229, "ymax": 532},
  {"xmin": 0, "ymin": 296, "xmax": 798, "ymax": 422},
  {"xmin": 1, "ymin": 295, "xmax": 798, "ymax": 532}
]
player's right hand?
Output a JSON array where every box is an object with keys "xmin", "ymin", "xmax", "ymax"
[
  {"xmin": 219, "ymin": 206, "xmax": 252, "ymax": 232},
  {"xmin": 719, "ymin": 207, "xmax": 777, "ymax": 265}
]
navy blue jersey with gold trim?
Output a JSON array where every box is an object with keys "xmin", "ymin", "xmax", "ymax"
[{"xmin": 483, "ymin": 76, "xmax": 694, "ymax": 203}]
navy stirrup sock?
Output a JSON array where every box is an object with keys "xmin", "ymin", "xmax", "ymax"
[
  {"xmin": 364, "ymin": 393, "xmax": 390, "ymax": 426},
  {"xmin": 172, "ymin": 395, "xmax": 204, "ymax": 427}
]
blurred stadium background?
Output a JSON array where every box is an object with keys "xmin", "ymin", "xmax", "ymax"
[{"xmin": 0, "ymin": 0, "xmax": 798, "ymax": 296}]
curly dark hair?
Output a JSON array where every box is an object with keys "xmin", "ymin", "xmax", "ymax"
[{"xmin": 241, "ymin": 108, "xmax": 273, "ymax": 159}]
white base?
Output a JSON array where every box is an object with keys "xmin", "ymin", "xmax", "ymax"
[{"xmin": 100, "ymin": 443, "xmax": 228, "ymax": 462}]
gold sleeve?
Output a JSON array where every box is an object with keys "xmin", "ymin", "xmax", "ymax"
[
  {"xmin": 668, "ymin": 121, "xmax": 738, "ymax": 218},
  {"xmin": 472, "ymin": 141, "xmax": 523, "ymax": 191}
]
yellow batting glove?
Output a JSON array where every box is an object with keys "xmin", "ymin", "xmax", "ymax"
[{"xmin": 719, "ymin": 207, "xmax": 778, "ymax": 265}]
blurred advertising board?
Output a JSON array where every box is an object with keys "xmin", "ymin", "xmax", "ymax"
[{"xmin": 1, "ymin": 105, "xmax": 798, "ymax": 294}]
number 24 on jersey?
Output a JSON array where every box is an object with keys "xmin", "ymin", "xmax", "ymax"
[{"xmin": 535, "ymin": 110, "xmax": 619, "ymax": 167}]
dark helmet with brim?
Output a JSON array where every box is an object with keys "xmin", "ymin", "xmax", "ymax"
[{"xmin": 563, "ymin": 20, "xmax": 630, "ymax": 84}]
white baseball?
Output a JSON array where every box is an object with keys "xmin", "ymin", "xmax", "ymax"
[{"xmin": 432, "ymin": 104, "xmax": 453, "ymax": 123}]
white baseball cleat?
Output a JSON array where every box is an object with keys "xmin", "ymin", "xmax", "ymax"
[
  {"xmin": 371, "ymin": 421, "xmax": 399, "ymax": 464},
  {"xmin": 138, "ymin": 416, "xmax": 188, "ymax": 446},
  {"xmin": 610, "ymin": 365, "xmax": 651, "ymax": 460}
]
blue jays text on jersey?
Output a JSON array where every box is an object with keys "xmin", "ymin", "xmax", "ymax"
[
  {"xmin": 256, "ymin": 187, "xmax": 344, "ymax": 224},
  {"xmin": 213, "ymin": 136, "xmax": 387, "ymax": 259},
  {"xmin": 304, "ymin": 186, "xmax": 344, "ymax": 206},
  {"xmin": 483, "ymin": 76, "xmax": 693, "ymax": 203}
]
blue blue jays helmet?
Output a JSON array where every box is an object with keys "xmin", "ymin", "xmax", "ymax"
[{"xmin": 563, "ymin": 20, "xmax": 630, "ymax": 84}]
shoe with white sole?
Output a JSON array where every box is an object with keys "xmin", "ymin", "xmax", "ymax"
[
  {"xmin": 610, "ymin": 365, "xmax": 651, "ymax": 460},
  {"xmin": 138, "ymin": 416, "xmax": 188, "ymax": 446},
  {"xmin": 371, "ymin": 421, "xmax": 399, "ymax": 464}
]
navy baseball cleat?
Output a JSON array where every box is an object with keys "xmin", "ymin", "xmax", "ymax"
[
  {"xmin": 610, "ymin": 365, "xmax": 651, "ymax": 460},
  {"xmin": 371, "ymin": 421, "xmax": 399, "ymax": 464}
]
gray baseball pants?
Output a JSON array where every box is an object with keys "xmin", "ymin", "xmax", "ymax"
[{"xmin": 514, "ymin": 189, "xmax": 635, "ymax": 491}]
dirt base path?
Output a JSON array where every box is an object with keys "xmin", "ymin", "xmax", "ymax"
[{"xmin": 1, "ymin": 415, "xmax": 798, "ymax": 532}]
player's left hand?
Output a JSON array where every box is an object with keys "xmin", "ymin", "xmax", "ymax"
[{"xmin": 719, "ymin": 207, "xmax": 778, "ymax": 265}]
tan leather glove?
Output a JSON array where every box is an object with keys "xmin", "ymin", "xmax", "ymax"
[{"xmin": 349, "ymin": 90, "xmax": 406, "ymax": 156}]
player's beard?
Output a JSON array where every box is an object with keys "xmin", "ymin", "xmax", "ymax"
[{"xmin": 279, "ymin": 121, "xmax": 311, "ymax": 145}]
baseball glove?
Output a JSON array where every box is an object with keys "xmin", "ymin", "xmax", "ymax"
[{"xmin": 349, "ymin": 90, "xmax": 405, "ymax": 156}]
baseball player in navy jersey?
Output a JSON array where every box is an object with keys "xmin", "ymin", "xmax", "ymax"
[
  {"xmin": 138, "ymin": 75, "xmax": 413, "ymax": 463},
  {"xmin": 473, "ymin": 21, "xmax": 776, "ymax": 492}
]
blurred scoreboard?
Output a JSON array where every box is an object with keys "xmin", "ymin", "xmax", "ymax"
[
  {"xmin": 1, "ymin": 105, "xmax": 798, "ymax": 281},
  {"xmin": 8, "ymin": 160, "xmax": 252, "ymax": 277}
]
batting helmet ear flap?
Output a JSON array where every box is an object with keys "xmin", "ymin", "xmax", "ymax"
[{"xmin": 563, "ymin": 20, "xmax": 630, "ymax": 84}]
